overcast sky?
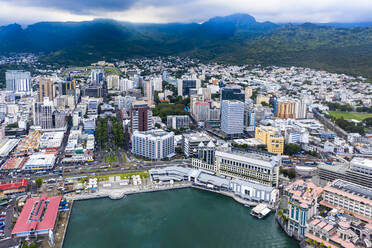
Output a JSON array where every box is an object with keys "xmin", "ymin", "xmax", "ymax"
[{"xmin": 1, "ymin": 0, "xmax": 372, "ymax": 26}]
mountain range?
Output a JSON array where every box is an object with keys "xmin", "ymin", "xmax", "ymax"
[{"xmin": 1, "ymin": 13, "xmax": 372, "ymax": 79}]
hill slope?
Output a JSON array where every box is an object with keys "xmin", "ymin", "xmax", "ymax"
[{"xmin": 1, "ymin": 14, "xmax": 372, "ymax": 78}]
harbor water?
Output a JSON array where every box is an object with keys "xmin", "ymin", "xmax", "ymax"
[{"xmin": 63, "ymin": 188, "xmax": 298, "ymax": 248}]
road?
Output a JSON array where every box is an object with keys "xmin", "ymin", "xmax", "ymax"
[
  {"xmin": 55, "ymin": 116, "xmax": 72, "ymax": 166},
  {"xmin": 3, "ymin": 159, "xmax": 191, "ymax": 183}
]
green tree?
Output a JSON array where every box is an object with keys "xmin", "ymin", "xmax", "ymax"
[
  {"xmin": 280, "ymin": 168, "xmax": 296, "ymax": 179},
  {"xmin": 251, "ymin": 89, "xmax": 259, "ymax": 101},
  {"xmin": 6, "ymin": 123, "xmax": 18, "ymax": 129},
  {"xmin": 284, "ymin": 143, "xmax": 302, "ymax": 155},
  {"xmin": 363, "ymin": 117, "xmax": 372, "ymax": 127},
  {"xmin": 211, "ymin": 93, "xmax": 220, "ymax": 99},
  {"xmin": 98, "ymin": 103, "xmax": 102, "ymax": 114},
  {"xmin": 35, "ymin": 177, "xmax": 43, "ymax": 188}
]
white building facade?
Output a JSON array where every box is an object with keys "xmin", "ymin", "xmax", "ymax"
[
  {"xmin": 221, "ymin": 100, "xmax": 244, "ymax": 135},
  {"xmin": 131, "ymin": 130, "xmax": 175, "ymax": 160}
]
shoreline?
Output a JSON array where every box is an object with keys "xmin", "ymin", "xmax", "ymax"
[
  {"xmin": 59, "ymin": 200, "xmax": 73, "ymax": 248},
  {"xmin": 63, "ymin": 183, "xmax": 259, "ymax": 206}
]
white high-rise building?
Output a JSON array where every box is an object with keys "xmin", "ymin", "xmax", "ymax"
[
  {"xmin": 106, "ymin": 75, "xmax": 119, "ymax": 90},
  {"xmin": 6, "ymin": 70, "xmax": 31, "ymax": 94},
  {"xmin": 221, "ymin": 100, "xmax": 244, "ymax": 135},
  {"xmin": 119, "ymin": 78, "xmax": 136, "ymax": 92},
  {"xmin": 72, "ymin": 112, "xmax": 80, "ymax": 128},
  {"xmin": 195, "ymin": 101, "xmax": 209, "ymax": 122},
  {"xmin": 295, "ymin": 99, "xmax": 307, "ymax": 119},
  {"xmin": 151, "ymin": 77, "xmax": 162, "ymax": 92},
  {"xmin": 115, "ymin": 95, "xmax": 136, "ymax": 110},
  {"xmin": 131, "ymin": 130, "xmax": 175, "ymax": 160}
]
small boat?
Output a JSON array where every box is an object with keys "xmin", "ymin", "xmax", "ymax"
[{"xmin": 244, "ymin": 204, "xmax": 250, "ymax": 208}]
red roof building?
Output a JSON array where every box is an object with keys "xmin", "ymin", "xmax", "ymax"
[
  {"xmin": 1, "ymin": 157, "xmax": 28, "ymax": 170},
  {"xmin": 0, "ymin": 179, "xmax": 28, "ymax": 197},
  {"xmin": 12, "ymin": 195, "xmax": 62, "ymax": 237}
]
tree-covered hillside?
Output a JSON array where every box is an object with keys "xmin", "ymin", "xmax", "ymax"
[{"xmin": 1, "ymin": 14, "xmax": 372, "ymax": 78}]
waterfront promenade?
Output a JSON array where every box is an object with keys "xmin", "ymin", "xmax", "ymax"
[
  {"xmin": 63, "ymin": 181, "xmax": 258, "ymax": 207},
  {"xmin": 63, "ymin": 182, "xmax": 192, "ymax": 201}
]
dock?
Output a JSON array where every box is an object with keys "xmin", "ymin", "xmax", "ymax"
[{"xmin": 250, "ymin": 203, "xmax": 271, "ymax": 219}]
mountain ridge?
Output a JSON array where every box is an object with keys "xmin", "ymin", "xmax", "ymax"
[{"xmin": 1, "ymin": 14, "xmax": 372, "ymax": 79}]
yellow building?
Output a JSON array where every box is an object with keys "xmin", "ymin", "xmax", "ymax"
[
  {"xmin": 39, "ymin": 77, "xmax": 54, "ymax": 101},
  {"xmin": 277, "ymin": 100, "xmax": 296, "ymax": 119},
  {"xmin": 256, "ymin": 95, "xmax": 270, "ymax": 105},
  {"xmin": 255, "ymin": 126, "xmax": 284, "ymax": 155},
  {"xmin": 245, "ymin": 87, "xmax": 253, "ymax": 99}
]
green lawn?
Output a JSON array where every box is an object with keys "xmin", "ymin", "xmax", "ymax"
[
  {"xmin": 329, "ymin": 111, "xmax": 372, "ymax": 121},
  {"xmin": 121, "ymin": 153, "xmax": 127, "ymax": 163},
  {"xmin": 93, "ymin": 172, "xmax": 149, "ymax": 182},
  {"xmin": 104, "ymin": 67, "xmax": 121, "ymax": 75},
  {"xmin": 104, "ymin": 155, "xmax": 117, "ymax": 163}
]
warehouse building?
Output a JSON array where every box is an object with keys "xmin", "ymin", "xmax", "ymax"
[
  {"xmin": 23, "ymin": 153, "xmax": 56, "ymax": 170},
  {"xmin": 12, "ymin": 195, "xmax": 62, "ymax": 238}
]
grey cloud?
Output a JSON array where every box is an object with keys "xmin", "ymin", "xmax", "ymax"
[
  {"xmin": 0, "ymin": 0, "xmax": 196, "ymax": 14},
  {"xmin": 1, "ymin": 0, "xmax": 372, "ymax": 25},
  {"xmin": 0, "ymin": 0, "xmax": 137, "ymax": 14}
]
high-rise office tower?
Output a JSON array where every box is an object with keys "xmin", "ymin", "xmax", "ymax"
[
  {"xmin": 220, "ymin": 87, "xmax": 245, "ymax": 102},
  {"xmin": 53, "ymin": 110, "xmax": 67, "ymax": 128},
  {"xmin": 83, "ymin": 86, "xmax": 102, "ymax": 98},
  {"xmin": 221, "ymin": 100, "xmax": 244, "ymax": 135},
  {"xmin": 130, "ymin": 101, "xmax": 152, "ymax": 133},
  {"xmin": 59, "ymin": 80, "xmax": 76, "ymax": 95},
  {"xmin": 6, "ymin": 70, "xmax": 31, "ymax": 94},
  {"xmin": 91, "ymin": 69, "xmax": 104, "ymax": 85},
  {"xmin": 244, "ymin": 104, "xmax": 256, "ymax": 132},
  {"xmin": 195, "ymin": 101, "xmax": 210, "ymax": 122},
  {"xmin": 144, "ymin": 81, "xmax": 154, "ymax": 107},
  {"xmin": 33, "ymin": 99, "xmax": 54, "ymax": 129},
  {"xmin": 273, "ymin": 98, "xmax": 278, "ymax": 116},
  {"xmin": 39, "ymin": 78, "xmax": 54, "ymax": 102},
  {"xmin": 177, "ymin": 79, "xmax": 201, "ymax": 96}
]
